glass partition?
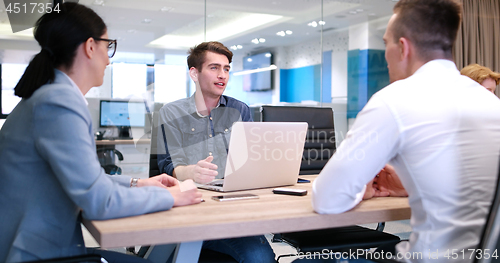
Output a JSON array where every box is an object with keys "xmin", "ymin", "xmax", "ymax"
[{"xmin": 205, "ymin": 0, "xmax": 325, "ymax": 106}]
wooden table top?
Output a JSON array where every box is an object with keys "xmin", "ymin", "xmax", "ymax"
[{"xmin": 83, "ymin": 174, "xmax": 411, "ymax": 248}]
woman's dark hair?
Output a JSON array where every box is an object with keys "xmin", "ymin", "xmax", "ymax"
[{"xmin": 15, "ymin": 2, "xmax": 107, "ymax": 99}]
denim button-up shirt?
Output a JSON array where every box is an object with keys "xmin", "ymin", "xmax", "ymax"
[{"xmin": 157, "ymin": 94, "xmax": 253, "ymax": 178}]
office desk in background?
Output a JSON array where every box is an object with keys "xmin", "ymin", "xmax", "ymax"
[
  {"xmin": 83, "ymin": 174, "xmax": 411, "ymax": 262},
  {"xmin": 95, "ymin": 139, "xmax": 151, "ymax": 146}
]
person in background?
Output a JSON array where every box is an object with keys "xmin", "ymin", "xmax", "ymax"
[
  {"xmin": 156, "ymin": 41, "xmax": 275, "ymax": 263},
  {"xmin": 0, "ymin": 3, "xmax": 201, "ymax": 263},
  {"xmin": 460, "ymin": 63, "xmax": 500, "ymax": 93},
  {"xmin": 312, "ymin": 0, "xmax": 500, "ymax": 262}
]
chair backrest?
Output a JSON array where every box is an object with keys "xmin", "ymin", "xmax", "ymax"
[
  {"xmin": 149, "ymin": 112, "xmax": 161, "ymax": 177},
  {"xmin": 260, "ymin": 106, "xmax": 335, "ymax": 175},
  {"xmin": 475, "ymin": 157, "xmax": 500, "ymax": 263}
]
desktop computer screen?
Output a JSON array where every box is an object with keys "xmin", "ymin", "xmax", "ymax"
[{"xmin": 99, "ymin": 100, "xmax": 146, "ymax": 128}]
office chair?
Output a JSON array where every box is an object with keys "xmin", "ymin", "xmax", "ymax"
[
  {"xmin": 149, "ymin": 116, "xmax": 161, "ymax": 177},
  {"xmin": 260, "ymin": 105, "xmax": 400, "ymax": 262},
  {"xmin": 23, "ymin": 254, "xmax": 102, "ymax": 263},
  {"xmin": 96, "ymin": 148, "xmax": 124, "ymax": 175},
  {"xmin": 139, "ymin": 112, "xmax": 238, "ymax": 263},
  {"xmin": 261, "ymin": 105, "xmax": 335, "ymax": 175}
]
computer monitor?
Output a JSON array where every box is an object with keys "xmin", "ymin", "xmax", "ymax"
[
  {"xmin": 242, "ymin": 52, "xmax": 273, "ymax": 91},
  {"xmin": 99, "ymin": 100, "xmax": 146, "ymax": 139}
]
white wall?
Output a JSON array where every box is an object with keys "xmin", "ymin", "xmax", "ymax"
[{"xmin": 331, "ymin": 51, "xmax": 348, "ymax": 98}]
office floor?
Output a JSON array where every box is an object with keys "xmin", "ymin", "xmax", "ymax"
[{"xmin": 82, "ymin": 220, "xmax": 412, "ymax": 262}]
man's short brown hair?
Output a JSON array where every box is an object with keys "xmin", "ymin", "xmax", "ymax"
[
  {"xmin": 392, "ymin": 0, "xmax": 462, "ymax": 59},
  {"xmin": 461, "ymin": 64, "xmax": 500, "ymax": 85},
  {"xmin": 187, "ymin": 41, "xmax": 233, "ymax": 71}
]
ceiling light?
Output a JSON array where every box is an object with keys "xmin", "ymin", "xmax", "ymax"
[
  {"xmin": 319, "ymin": 21, "xmax": 326, "ymax": 25},
  {"xmin": 142, "ymin": 19, "xmax": 153, "ymax": 24},
  {"xmin": 148, "ymin": 13, "xmax": 283, "ymax": 50},
  {"xmin": 247, "ymin": 58, "xmax": 253, "ymax": 62},
  {"xmin": 285, "ymin": 30, "xmax": 293, "ymax": 35},
  {"xmin": 369, "ymin": 13, "xmax": 376, "ymax": 16},
  {"xmin": 265, "ymin": 53, "xmax": 271, "ymax": 58},
  {"xmin": 277, "ymin": 31, "xmax": 285, "ymax": 37},
  {"xmin": 349, "ymin": 10, "xmax": 357, "ymax": 14},
  {"xmin": 127, "ymin": 29, "xmax": 137, "ymax": 33},
  {"xmin": 259, "ymin": 38, "xmax": 266, "ymax": 43},
  {"xmin": 308, "ymin": 21, "xmax": 318, "ymax": 27},
  {"xmin": 233, "ymin": 65, "xmax": 277, "ymax": 76},
  {"xmin": 356, "ymin": 9, "xmax": 364, "ymax": 12},
  {"xmin": 231, "ymin": 45, "xmax": 244, "ymax": 50},
  {"xmin": 251, "ymin": 38, "xmax": 259, "ymax": 44},
  {"xmin": 92, "ymin": 0, "xmax": 104, "ymax": 5},
  {"xmin": 161, "ymin": 6, "xmax": 174, "ymax": 12}
]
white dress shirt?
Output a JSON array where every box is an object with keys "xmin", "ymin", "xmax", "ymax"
[{"xmin": 313, "ymin": 60, "xmax": 500, "ymax": 262}]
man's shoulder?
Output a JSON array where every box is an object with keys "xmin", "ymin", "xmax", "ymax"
[
  {"xmin": 158, "ymin": 97, "xmax": 195, "ymax": 123},
  {"xmin": 164, "ymin": 97, "xmax": 192, "ymax": 107},
  {"xmin": 160, "ymin": 97, "xmax": 193, "ymax": 112},
  {"xmin": 221, "ymin": 95, "xmax": 252, "ymax": 121},
  {"xmin": 222, "ymin": 95, "xmax": 249, "ymax": 108}
]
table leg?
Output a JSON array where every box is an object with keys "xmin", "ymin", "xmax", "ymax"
[
  {"xmin": 143, "ymin": 244, "xmax": 176, "ymax": 263},
  {"xmin": 172, "ymin": 241, "xmax": 203, "ymax": 263}
]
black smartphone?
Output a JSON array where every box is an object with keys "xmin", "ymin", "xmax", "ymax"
[
  {"xmin": 211, "ymin": 194, "xmax": 259, "ymax": 202},
  {"xmin": 273, "ymin": 188, "xmax": 308, "ymax": 196},
  {"xmin": 297, "ymin": 178, "xmax": 310, "ymax": 183}
]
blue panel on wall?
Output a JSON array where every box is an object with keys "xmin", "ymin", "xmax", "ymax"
[
  {"xmin": 367, "ymin": 50, "xmax": 389, "ymax": 99},
  {"xmin": 280, "ymin": 65, "xmax": 321, "ymax": 103},
  {"xmin": 347, "ymin": 49, "xmax": 368, "ymax": 119},
  {"xmin": 279, "ymin": 51, "xmax": 333, "ymax": 103},
  {"xmin": 347, "ymin": 49, "xmax": 389, "ymax": 118}
]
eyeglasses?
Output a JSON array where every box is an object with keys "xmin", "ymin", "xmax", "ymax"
[{"xmin": 94, "ymin": 38, "xmax": 117, "ymax": 58}]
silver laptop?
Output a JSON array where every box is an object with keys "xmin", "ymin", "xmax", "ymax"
[{"xmin": 197, "ymin": 122, "xmax": 308, "ymax": 192}]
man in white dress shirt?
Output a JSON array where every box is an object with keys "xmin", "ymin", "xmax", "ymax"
[{"xmin": 312, "ymin": 0, "xmax": 500, "ymax": 262}]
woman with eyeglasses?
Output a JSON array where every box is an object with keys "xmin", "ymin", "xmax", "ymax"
[{"xmin": 0, "ymin": 2, "xmax": 201, "ymax": 263}]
